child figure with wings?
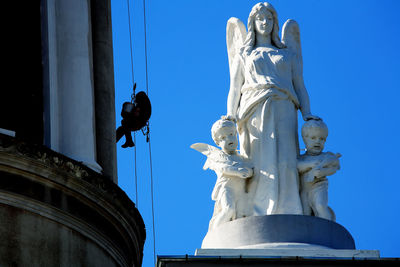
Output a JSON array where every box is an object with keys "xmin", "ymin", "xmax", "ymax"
[{"xmin": 191, "ymin": 118, "xmax": 253, "ymax": 230}]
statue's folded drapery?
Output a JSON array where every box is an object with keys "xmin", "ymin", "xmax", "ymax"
[{"xmin": 236, "ymin": 46, "xmax": 303, "ymax": 216}]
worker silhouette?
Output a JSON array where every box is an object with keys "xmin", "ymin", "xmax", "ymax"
[{"xmin": 116, "ymin": 90, "xmax": 151, "ymax": 148}]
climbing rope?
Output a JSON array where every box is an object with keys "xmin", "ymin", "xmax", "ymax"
[
  {"xmin": 126, "ymin": 0, "xmax": 139, "ymax": 206},
  {"xmin": 126, "ymin": 0, "xmax": 156, "ymax": 265},
  {"xmin": 142, "ymin": 0, "xmax": 157, "ymax": 264}
]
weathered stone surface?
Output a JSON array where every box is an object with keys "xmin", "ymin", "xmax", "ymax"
[
  {"xmin": 0, "ymin": 135, "xmax": 145, "ymax": 267},
  {"xmin": 91, "ymin": 0, "xmax": 118, "ymax": 182},
  {"xmin": 42, "ymin": 0, "xmax": 101, "ymax": 172}
]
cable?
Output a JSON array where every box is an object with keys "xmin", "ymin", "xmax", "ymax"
[
  {"xmin": 134, "ymin": 132, "xmax": 138, "ymax": 205},
  {"xmin": 126, "ymin": 0, "xmax": 135, "ymax": 83},
  {"xmin": 126, "ymin": 0, "xmax": 156, "ymax": 264},
  {"xmin": 142, "ymin": 0, "xmax": 156, "ymax": 265},
  {"xmin": 148, "ymin": 132, "xmax": 156, "ymax": 266},
  {"xmin": 143, "ymin": 0, "xmax": 149, "ymax": 96},
  {"xmin": 126, "ymin": 0, "xmax": 138, "ymax": 206}
]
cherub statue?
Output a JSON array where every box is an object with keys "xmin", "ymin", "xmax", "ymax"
[
  {"xmin": 225, "ymin": 2, "xmax": 320, "ymax": 216},
  {"xmin": 298, "ymin": 119, "xmax": 341, "ymax": 221},
  {"xmin": 191, "ymin": 118, "xmax": 253, "ymax": 230}
]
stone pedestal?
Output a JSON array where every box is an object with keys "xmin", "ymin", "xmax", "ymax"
[
  {"xmin": 192, "ymin": 215, "xmax": 381, "ymax": 265},
  {"xmin": 201, "ymin": 215, "xmax": 355, "ymax": 249}
]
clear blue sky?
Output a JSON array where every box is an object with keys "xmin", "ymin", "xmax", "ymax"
[{"xmin": 110, "ymin": 0, "xmax": 400, "ymax": 266}]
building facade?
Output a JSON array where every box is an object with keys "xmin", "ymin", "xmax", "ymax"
[{"xmin": 0, "ymin": 1, "xmax": 146, "ymax": 266}]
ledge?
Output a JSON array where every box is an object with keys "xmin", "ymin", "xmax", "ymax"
[
  {"xmin": 195, "ymin": 248, "xmax": 380, "ymax": 259},
  {"xmin": 0, "ymin": 134, "xmax": 145, "ymax": 267}
]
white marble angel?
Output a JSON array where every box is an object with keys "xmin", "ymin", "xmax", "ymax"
[
  {"xmin": 225, "ymin": 2, "xmax": 320, "ymax": 216},
  {"xmin": 191, "ymin": 118, "xmax": 253, "ymax": 230}
]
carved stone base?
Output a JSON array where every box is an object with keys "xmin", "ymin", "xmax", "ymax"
[{"xmin": 201, "ymin": 215, "xmax": 355, "ymax": 250}]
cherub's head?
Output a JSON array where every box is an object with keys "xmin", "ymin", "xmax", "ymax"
[
  {"xmin": 301, "ymin": 119, "xmax": 328, "ymax": 155},
  {"xmin": 211, "ymin": 119, "xmax": 238, "ymax": 154}
]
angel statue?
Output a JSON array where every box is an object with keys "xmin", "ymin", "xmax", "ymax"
[
  {"xmin": 225, "ymin": 2, "xmax": 320, "ymax": 216},
  {"xmin": 191, "ymin": 118, "xmax": 253, "ymax": 230}
]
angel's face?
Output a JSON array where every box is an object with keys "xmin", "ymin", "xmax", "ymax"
[
  {"xmin": 254, "ymin": 9, "xmax": 274, "ymax": 37},
  {"xmin": 217, "ymin": 127, "xmax": 238, "ymax": 154}
]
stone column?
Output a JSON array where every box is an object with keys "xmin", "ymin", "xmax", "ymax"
[
  {"xmin": 43, "ymin": 0, "xmax": 101, "ymax": 172},
  {"xmin": 91, "ymin": 0, "xmax": 118, "ymax": 182}
]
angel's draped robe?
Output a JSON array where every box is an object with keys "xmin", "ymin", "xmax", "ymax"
[{"xmin": 236, "ymin": 46, "xmax": 303, "ymax": 216}]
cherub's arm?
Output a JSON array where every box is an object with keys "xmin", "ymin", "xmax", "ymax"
[
  {"xmin": 314, "ymin": 155, "xmax": 341, "ymax": 178},
  {"xmin": 297, "ymin": 156, "xmax": 319, "ymax": 174},
  {"xmin": 313, "ymin": 166, "xmax": 338, "ymax": 178},
  {"xmin": 222, "ymin": 165, "xmax": 253, "ymax": 179},
  {"xmin": 317, "ymin": 153, "xmax": 340, "ymax": 169}
]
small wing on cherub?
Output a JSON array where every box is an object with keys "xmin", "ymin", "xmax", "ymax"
[
  {"xmin": 190, "ymin": 143, "xmax": 228, "ymax": 171},
  {"xmin": 281, "ymin": 19, "xmax": 302, "ymax": 68},
  {"xmin": 226, "ymin": 17, "xmax": 247, "ymax": 76}
]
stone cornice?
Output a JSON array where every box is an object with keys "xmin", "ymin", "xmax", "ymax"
[{"xmin": 0, "ymin": 133, "xmax": 146, "ymax": 267}]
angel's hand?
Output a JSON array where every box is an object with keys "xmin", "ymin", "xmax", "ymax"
[
  {"xmin": 303, "ymin": 113, "xmax": 321, "ymax": 121},
  {"xmin": 222, "ymin": 115, "xmax": 237, "ymax": 122},
  {"xmin": 238, "ymin": 167, "xmax": 253, "ymax": 178}
]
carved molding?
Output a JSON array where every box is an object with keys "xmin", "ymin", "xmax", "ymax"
[
  {"xmin": 1, "ymin": 134, "xmax": 89, "ymax": 179},
  {"xmin": 0, "ymin": 134, "xmax": 146, "ymax": 267}
]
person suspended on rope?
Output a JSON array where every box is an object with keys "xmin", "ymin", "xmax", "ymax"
[{"xmin": 116, "ymin": 84, "xmax": 151, "ymax": 148}]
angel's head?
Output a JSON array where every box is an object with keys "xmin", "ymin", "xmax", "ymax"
[
  {"xmin": 211, "ymin": 119, "xmax": 238, "ymax": 154},
  {"xmin": 242, "ymin": 2, "xmax": 285, "ymax": 54}
]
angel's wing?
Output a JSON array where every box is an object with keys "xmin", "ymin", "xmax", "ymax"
[
  {"xmin": 281, "ymin": 19, "xmax": 302, "ymax": 63},
  {"xmin": 190, "ymin": 143, "xmax": 228, "ymax": 170},
  {"xmin": 226, "ymin": 17, "xmax": 247, "ymax": 76}
]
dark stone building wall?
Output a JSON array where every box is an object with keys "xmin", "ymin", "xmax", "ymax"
[{"xmin": 0, "ymin": 135, "xmax": 146, "ymax": 266}]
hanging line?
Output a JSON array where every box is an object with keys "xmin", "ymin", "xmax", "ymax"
[
  {"xmin": 142, "ymin": 0, "xmax": 157, "ymax": 265},
  {"xmin": 148, "ymin": 130, "xmax": 156, "ymax": 265},
  {"xmin": 143, "ymin": 0, "xmax": 149, "ymax": 96},
  {"xmin": 126, "ymin": 0, "xmax": 138, "ymax": 206},
  {"xmin": 133, "ymin": 132, "xmax": 138, "ymax": 204},
  {"xmin": 126, "ymin": 0, "xmax": 135, "ymax": 84}
]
